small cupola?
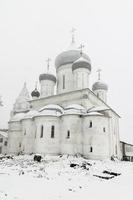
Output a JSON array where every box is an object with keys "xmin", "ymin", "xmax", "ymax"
[
  {"xmin": 92, "ymin": 69, "xmax": 108, "ymax": 102},
  {"xmin": 31, "ymin": 83, "xmax": 40, "ymax": 99},
  {"xmin": 39, "ymin": 58, "xmax": 56, "ymax": 98}
]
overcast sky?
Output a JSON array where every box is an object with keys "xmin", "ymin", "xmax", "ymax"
[{"xmin": 0, "ymin": 0, "xmax": 133, "ymax": 143}]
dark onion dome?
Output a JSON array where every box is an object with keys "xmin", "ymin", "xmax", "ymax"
[
  {"xmin": 31, "ymin": 88, "xmax": 40, "ymax": 98},
  {"xmin": 55, "ymin": 43, "xmax": 91, "ymax": 69},
  {"xmin": 72, "ymin": 56, "xmax": 91, "ymax": 71},
  {"xmin": 92, "ymin": 81, "xmax": 108, "ymax": 91},
  {"xmin": 39, "ymin": 73, "xmax": 56, "ymax": 83}
]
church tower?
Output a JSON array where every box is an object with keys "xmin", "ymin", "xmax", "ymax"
[
  {"xmin": 39, "ymin": 58, "xmax": 56, "ymax": 98},
  {"xmin": 72, "ymin": 44, "xmax": 91, "ymax": 90},
  {"xmin": 55, "ymin": 29, "xmax": 90, "ymax": 94},
  {"xmin": 92, "ymin": 69, "xmax": 108, "ymax": 103}
]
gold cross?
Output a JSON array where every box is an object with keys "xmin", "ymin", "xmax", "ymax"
[
  {"xmin": 78, "ymin": 44, "xmax": 85, "ymax": 56},
  {"xmin": 46, "ymin": 58, "xmax": 51, "ymax": 73},
  {"xmin": 70, "ymin": 27, "xmax": 76, "ymax": 43},
  {"xmin": 97, "ymin": 69, "xmax": 102, "ymax": 80}
]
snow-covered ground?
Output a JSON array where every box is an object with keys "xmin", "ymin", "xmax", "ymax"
[{"xmin": 0, "ymin": 155, "xmax": 133, "ymax": 200}]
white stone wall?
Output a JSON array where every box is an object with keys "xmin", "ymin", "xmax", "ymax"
[
  {"xmin": 82, "ymin": 115, "xmax": 110, "ymax": 159},
  {"xmin": 8, "ymin": 121, "xmax": 22, "ymax": 154},
  {"xmin": 73, "ymin": 68, "xmax": 90, "ymax": 90},
  {"xmin": 40, "ymin": 79, "xmax": 55, "ymax": 97},
  {"xmin": 60, "ymin": 114, "xmax": 82, "ymax": 155},
  {"xmin": 56, "ymin": 64, "xmax": 74, "ymax": 94},
  {"xmin": 93, "ymin": 89, "xmax": 107, "ymax": 103},
  {"xmin": 21, "ymin": 119, "xmax": 36, "ymax": 154},
  {"xmin": 34, "ymin": 116, "xmax": 60, "ymax": 154}
]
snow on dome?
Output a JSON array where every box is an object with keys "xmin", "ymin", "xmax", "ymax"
[
  {"xmin": 55, "ymin": 44, "xmax": 90, "ymax": 69},
  {"xmin": 39, "ymin": 104, "xmax": 64, "ymax": 113}
]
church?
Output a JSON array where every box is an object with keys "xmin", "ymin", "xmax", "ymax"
[{"xmin": 8, "ymin": 33, "xmax": 121, "ymax": 160}]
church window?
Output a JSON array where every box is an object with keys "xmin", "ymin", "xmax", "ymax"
[
  {"xmin": 90, "ymin": 146, "xmax": 93, "ymax": 152},
  {"xmin": 66, "ymin": 130, "xmax": 70, "ymax": 139},
  {"xmin": 63, "ymin": 75, "xmax": 65, "ymax": 89},
  {"xmin": 103, "ymin": 127, "xmax": 106, "ymax": 132},
  {"xmin": 0, "ymin": 138, "xmax": 3, "ymax": 143},
  {"xmin": 51, "ymin": 125, "xmax": 55, "ymax": 138},
  {"xmin": 19, "ymin": 142, "xmax": 21, "ymax": 148},
  {"xmin": 89, "ymin": 121, "xmax": 92, "ymax": 128},
  {"xmin": 24, "ymin": 130, "xmax": 26, "ymax": 135},
  {"xmin": 97, "ymin": 93, "xmax": 99, "ymax": 98},
  {"xmin": 4, "ymin": 141, "xmax": 7, "ymax": 146},
  {"xmin": 40, "ymin": 125, "xmax": 43, "ymax": 138}
]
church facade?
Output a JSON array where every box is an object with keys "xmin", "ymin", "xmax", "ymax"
[{"xmin": 8, "ymin": 38, "xmax": 121, "ymax": 160}]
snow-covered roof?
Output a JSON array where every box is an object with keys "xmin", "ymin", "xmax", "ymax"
[
  {"xmin": 84, "ymin": 111, "xmax": 104, "ymax": 116},
  {"xmin": 10, "ymin": 113, "xmax": 26, "ymax": 122},
  {"xmin": 65, "ymin": 104, "xmax": 85, "ymax": 111},
  {"xmin": 0, "ymin": 131, "xmax": 8, "ymax": 138},
  {"xmin": 39, "ymin": 104, "xmax": 63, "ymax": 113},
  {"xmin": 87, "ymin": 106, "xmax": 109, "ymax": 113},
  {"xmin": 23, "ymin": 110, "xmax": 39, "ymax": 119}
]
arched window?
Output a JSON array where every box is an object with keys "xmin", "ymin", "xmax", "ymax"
[
  {"xmin": 63, "ymin": 75, "xmax": 65, "ymax": 89},
  {"xmin": 67, "ymin": 130, "xmax": 70, "ymax": 139},
  {"xmin": 103, "ymin": 127, "xmax": 106, "ymax": 132},
  {"xmin": 51, "ymin": 125, "xmax": 55, "ymax": 138},
  {"xmin": 40, "ymin": 125, "xmax": 43, "ymax": 138},
  {"xmin": 24, "ymin": 130, "xmax": 26, "ymax": 135},
  {"xmin": 89, "ymin": 121, "xmax": 92, "ymax": 128},
  {"xmin": 90, "ymin": 146, "xmax": 93, "ymax": 152}
]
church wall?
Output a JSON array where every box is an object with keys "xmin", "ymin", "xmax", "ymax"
[
  {"xmin": 56, "ymin": 64, "xmax": 74, "ymax": 94},
  {"xmin": 93, "ymin": 89, "xmax": 107, "ymax": 103},
  {"xmin": 8, "ymin": 121, "xmax": 22, "ymax": 154},
  {"xmin": 73, "ymin": 68, "xmax": 90, "ymax": 90},
  {"xmin": 60, "ymin": 114, "xmax": 82, "ymax": 155},
  {"xmin": 82, "ymin": 115, "xmax": 110, "ymax": 159},
  {"xmin": 108, "ymin": 111, "xmax": 120, "ymax": 159},
  {"xmin": 21, "ymin": 119, "xmax": 36, "ymax": 154},
  {"xmin": 34, "ymin": 116, "xmax": 60, "ymax": 154},
  {"xmin": 40, "ymin": 79, "xmax": 55, "ymax": 97}
]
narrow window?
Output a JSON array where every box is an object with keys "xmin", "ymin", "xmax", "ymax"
[
  {"xmin": 19, "ymin": 142, "xmax": 21, "ymax": 148},
  {"xmin": 97, "ymin": 93, "xmax": 99, "ymax": 98},
  {"xmin": 67, "ymin": 130, "xmax": 70, "ymax": 139},
  {"xmin": 63, "ymin": 75, "xmax": 65, "ymax": 89},
  {"xmin": 40, "ymin": 125, "xmax": 43, "ymax": 138},
  {"xmin": 51, "ymin": 125, "xmax": 55, "ymax": 138},
  {"xmin": 103, "ymin": 127, "xmax": 106, "ymax": 132},
  {"xmin": 0, "ymin": 138, "xmax": 3, "ymax": 143},
  {"xmin": 90, "ymin": 147, "xmax": 93, "ymax": 152},
  {"xmin": 89, "ymin": 121, "xmax": 92, "ymax": 128},
  {"xmin": 4, "ymin": 141, "xmax": 7, "ymax": 146},
  {"xmin": 24, "ymin": 130, "xmax": 26, "ymax": 135}
]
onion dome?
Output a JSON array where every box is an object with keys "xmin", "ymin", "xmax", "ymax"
[
  {"xmin": 31, "ymin": 88, "xmax": 40, "ymax": 98},
  {"xmin": 92, "ymin": 81, "xmax": 108, "ymax": 91},
  {"xmin": 55, "ymin": 42, "xmax": 91, "ymax": 69},
  {"xmin": 39, "ymin": 73, "xmax": 56, "ymax": 83},
  {"xmin": 72, "ymin": 56, "xmax": 91, "ymax": 71}
]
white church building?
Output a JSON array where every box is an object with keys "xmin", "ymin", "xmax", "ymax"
[{"xmin": 8, "ymin": 35, "xmax": 121, "ymax": 160}]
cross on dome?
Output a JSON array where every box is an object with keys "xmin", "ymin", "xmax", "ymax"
[
  {"xmin": 78, "ymin": 44, "xmax": 85, "ymax": 56},
  {"xmin": 46, "ymin": 58, "xmax": 51, "ymax": 73},
  {"xmin": 97, "ymin": 69, "xmax": 102, "ymax": 80},
  {"xmin": 70, "ymin": 27, "xmax": 76, "ymax": 44}
]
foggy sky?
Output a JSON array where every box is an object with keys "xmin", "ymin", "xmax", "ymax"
[{"xmin": 0, "ymin": 0, "xmax": 133, "ymax": 143}]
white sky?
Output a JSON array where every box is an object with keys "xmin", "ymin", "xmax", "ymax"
[{"xmin": 0, "ymin": 0, "xmax": 133, "ymax": 143}]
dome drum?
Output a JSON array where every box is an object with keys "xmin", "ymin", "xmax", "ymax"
[{"xmin": 39, "ymin": 73, "xmax": 56, "ymax": 83}]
